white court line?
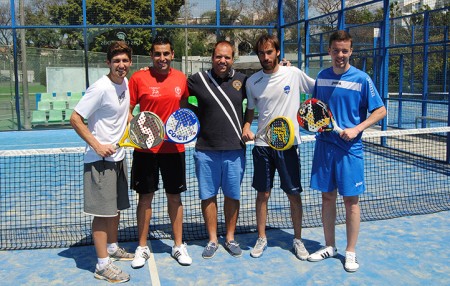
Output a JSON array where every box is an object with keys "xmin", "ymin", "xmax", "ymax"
[{"xmin": 147, "ymin": 240, "xmax": 161, "ymax": 286}]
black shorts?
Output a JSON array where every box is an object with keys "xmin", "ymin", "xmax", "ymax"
[{"xmin": 131, "ymin": 151, "xmax": 187, "ymax": 194}]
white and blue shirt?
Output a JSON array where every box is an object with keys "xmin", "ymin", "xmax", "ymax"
[
  {"xmin": 314, "ymin": 66, "xmax": 384, "ymax": 155},
  {"xmin": 246, "ymin": 66, "xmax": 315, "ymax": 146}
]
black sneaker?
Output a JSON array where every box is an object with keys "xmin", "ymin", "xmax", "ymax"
[{"xmin": 224, "ymin": 240, "xmax": 242, "ymax": 257}]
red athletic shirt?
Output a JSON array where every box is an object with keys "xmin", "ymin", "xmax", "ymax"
[{"xmin": 129, "ymin": 68, "xmax": 188, "ymax": 153}]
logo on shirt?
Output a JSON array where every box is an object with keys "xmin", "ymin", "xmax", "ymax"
[
  {"xmin": 149, "ymin": 87, "xmax": 160, "ymax": 97},
  {"xmin": 367, "ymin": 77, "xmax": 376, "ymax": 97},
  {"xmin": 233, "ymin": 80, "xmax": 242, "ymax": 91},
  {"xmin": 175, "ymin": 86, "xmax": 182, "ymax": 97},
  {"xmin": 118, "ymin": 91, "xmax": 126, "ymax": 104},
  {"xmin": 284, "ymin": 85, "xmax": 291, "ymax": 94},
  {"xmin": 254, "ymin": 76, "xmax": 263, "ymax": 85},
  {"xmin": 332, "ymin": 81, "xmax": 342, "ymax": 86}
]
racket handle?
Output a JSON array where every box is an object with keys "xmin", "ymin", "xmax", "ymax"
[
  {"xmin": 334, "ymin": 125, "xmax": 343, "ymax": 134},
  {"xmin": 114, "ymin": 143, "xmax": 120, "ymax": 150}
]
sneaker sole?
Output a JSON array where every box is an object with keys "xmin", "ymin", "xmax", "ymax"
[
  {"xmin": 202, "ymin": 246, "xmax": 219, "ymax": 259},
  {"xmin": 94, "ymin": 273, "xmax": 130, "ymax": 283},
  {"xmin": 224, "ymin": 246, "xmax": 242, "ymax": 258},
  {"xmin": 172, "ymin": 254, "xmax": 192, "ymax": 266},
  {"xmin": 345, "ymin": 266, "xmax": 359, "ymax": 272},
  {"xmin": 250, "ymin": 246, "xmax": 267, "ymax": 258},
  {"xmin": 202, "ymin": 252, "xmax": 217, "ymax": 259},
  {"xmin": 307, "ymin": 254, "xmax": 337, "ymax": 262},
  {"xmin": 202, "ymin": 251, "xmax": 217, "ymax": 259},
  {"xmin": 131, "ymin": 253, "xmax": 150, "ymax": 268},
  {"xmin": 131, "ymin": 262, "xmax": 146, "ymax": 269},
  {"xmin": 295, "ymin": 253, "xmax": 309, "ymax": 261},
  {"xmin": 110, "ymin": 257, "xmax": 135, "ymax": 262},
  {"xmin": 344, "ymin": 263, "xmax": 360, "ymax": 272}
]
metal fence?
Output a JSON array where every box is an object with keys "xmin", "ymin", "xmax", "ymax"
[{"xmin": 0, "ymin": 0, "xmax": 448, "ymax": 131}]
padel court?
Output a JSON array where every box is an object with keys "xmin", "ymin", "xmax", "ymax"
[{"xmin": 0, "ymin": 128, "xmax": 449, "ymax": 285}]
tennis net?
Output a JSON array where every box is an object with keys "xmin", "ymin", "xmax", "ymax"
[{"xmin": 1, "ymin": 127, "xmax": 449, "ymax": 250}]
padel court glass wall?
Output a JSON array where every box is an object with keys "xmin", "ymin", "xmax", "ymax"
[{"xmin": 0, "ymin": 0, "xmax": 448, "ymax": 132}]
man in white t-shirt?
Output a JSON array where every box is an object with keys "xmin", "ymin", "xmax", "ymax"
[
  {"xmin": 70, "ymin": 41, "xmax": 134, "ymax": 283},
  {"xmin": 242, "ymin": 34, "xmax": 315, "ymax": 260}
]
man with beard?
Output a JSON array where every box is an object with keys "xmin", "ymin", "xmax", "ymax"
[
  {"xmin": 128, "ymin": 36, "xmax": 192, "ymax": 268},
  {"xmin": 242, "ymin": 34, "xmax": 315, "ymax": 260}
]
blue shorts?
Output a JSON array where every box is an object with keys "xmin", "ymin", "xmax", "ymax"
[
  {"xmin": 252, "ymin": 146, "xmax": 302, "ymax": 195},
  {"xmin": 194, "ymin": 149, "xmax": 245, "ymax": 200},
  {"xmin": 311, "ymin": 140, "xmax": 365, "ymax": 196}
]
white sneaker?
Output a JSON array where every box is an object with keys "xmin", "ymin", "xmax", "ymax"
[
  {"xmin": 250, "ymin": 237, "xmax": 267, "ymax": 258},
  {"xmin": 293, "ymin": 238, "xmax": 309, "ymax": 260},
  {"xmin": 344, "ymin": 251, "xmax": 359, "ymax": 272},
  {"xmin": 171, "ymin": 243, "xmax": 192, "ymax": 266},
  {"xmin": 307, "ymin": 246, "xmax": 337, "ymax": 262},
  {"xmin": 131, "ymin": 246, "xmax": 150, "ymax": 269},
  {"xmin": 94, "ymin": 260, "xmax": 130, "ymax": 283}
]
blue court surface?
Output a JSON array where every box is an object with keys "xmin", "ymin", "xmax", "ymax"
[
  {"xmin": 0, "ymin": 211, "xmax": 448, "ymax": 285},
  {"xmin": 0, "ymin": 129, "xmax": 449, "ymax": 285}
]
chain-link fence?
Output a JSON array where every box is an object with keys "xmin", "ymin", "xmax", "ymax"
[{"xmin": 0, "ymin": 1, "xmax": 448, "ymax": 131}]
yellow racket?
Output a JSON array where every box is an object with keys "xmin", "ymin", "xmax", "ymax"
[
  {"xmin": 115, "ymin": 111, "xmax": 165, "ymax": 149},
  {"xmin": 256, "ymin": 116, "xmax": 295, "ymax": 151}
]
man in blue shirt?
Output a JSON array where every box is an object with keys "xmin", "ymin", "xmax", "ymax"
[{"xmin": 307, "ymin": 30, "xmax": 386, "ymax": 272}]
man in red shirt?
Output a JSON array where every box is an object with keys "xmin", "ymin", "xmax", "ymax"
[{"xmin": 128, "ymin": 36, "xmax": 192, "ymax": 268}]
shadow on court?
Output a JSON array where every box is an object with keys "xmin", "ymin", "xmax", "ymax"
[{"xmin": 2, "ymin": 211, "xmax": 448, "ymax": 285}]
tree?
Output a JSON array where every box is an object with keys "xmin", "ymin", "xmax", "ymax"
[
  {"xmin": 24, "ymin": 0, "xmax": 66, "ymax": 48},
  {"xmin": 45, "ymin": 0, "xmax": 185, "ymax": 54},
  {"xmin": 0, "ymin": 1, "xmax": 12, "ymax": 46},
  {"xmin": 310, "ymin": 0, "xmax": 340, "ymax": 32},
  {"xmin": 192, "ymin": 0, "xmax": 288, "ymax": 56}
]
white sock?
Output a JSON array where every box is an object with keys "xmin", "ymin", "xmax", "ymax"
[
  {"xmin": 107, "ymin": 242, "xmax": 118, "ymax": 254},
  {"xmin": 97, "ymin": 257, "xmax": 110, "ymax": 270}
]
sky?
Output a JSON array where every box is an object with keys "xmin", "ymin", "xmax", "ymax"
[{"xmin": 189, "ymin": 0, "xmax": 217, "ymax": 18}]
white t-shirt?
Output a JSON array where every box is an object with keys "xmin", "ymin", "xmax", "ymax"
[
  {"xmin": 74, "ymin": 75, "xmax": 130, "ymax": 163},
  {"xmin": 246, "ymin": 66, "xmax": 315, "ymax": 146}
]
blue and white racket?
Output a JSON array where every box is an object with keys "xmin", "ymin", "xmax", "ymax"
[{"xmin": 165, "ymin": 108, "xmax": 200, "ymax": 144}]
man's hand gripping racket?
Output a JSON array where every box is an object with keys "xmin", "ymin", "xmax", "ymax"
[
  {"xmin": 297, "ymin": 98, "xmax": 343, "ymax": 134},
  {"xmin": 115, "ymin": 111, "xmax": 165, "ymax": 149},
  {"xmin": 255, "ymin": 116, "xmax": 295, "ymax": 151}
]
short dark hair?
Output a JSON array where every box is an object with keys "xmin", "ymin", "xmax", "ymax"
[
  {"xmin": 329, "ymin": 30, "xmax": 353, "ymax": 48},
  {"xmin": 253, "ymin": 34, "xmax": 280, "ymax": 54},
  {"xmin": 107, "ymin": 41, "xmax": 132, "ymax": 62},
  {"xmin": 212, "ymin": 40, "xmax": 235, "ymax": 58},
  {"xmin": 151, "ymin": 36, "xmax": 174, "ymax": 52}
]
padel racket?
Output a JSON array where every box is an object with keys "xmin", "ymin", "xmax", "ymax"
[
  {"xmin": 297, "ymin": 98, "xmax": 343, "ymax": 134},
  {"xmin": 165, "ymin": 108, "xmax": 200, "ymax": 144},
  {"xmin": 256, "ymin": 116, "xmax": 295, "ymax": 151},
  {"xmin": 115, "ymin": 111, "xmax": 165, "ymax": 149}
]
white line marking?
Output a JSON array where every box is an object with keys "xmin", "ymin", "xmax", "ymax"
[{"xmin": 147, "ymin": 240, "xmax": 161, "ymax": 286}]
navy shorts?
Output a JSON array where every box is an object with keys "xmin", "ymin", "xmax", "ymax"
[{"xmin": 252, "ymin": 145, "xmax": 302, "ymax": 194}]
